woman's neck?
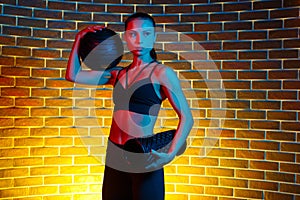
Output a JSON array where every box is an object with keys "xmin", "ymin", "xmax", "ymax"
[{"xmin": 131, "ymin": 55, "xmax": 154, "ymax": 68}]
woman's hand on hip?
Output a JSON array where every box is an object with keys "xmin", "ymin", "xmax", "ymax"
[{"xmin": 145, "ymin": 149, "xmax": 175, "ymax": 170}]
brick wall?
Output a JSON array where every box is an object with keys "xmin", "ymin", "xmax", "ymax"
[{"xmin": 0, "ymin": 0, "xmax": 299, "ymax": 199}]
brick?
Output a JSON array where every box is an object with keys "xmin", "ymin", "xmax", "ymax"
[
  {"xmin": 266, "ymin": 131, "xmax": 296, "ymax": 141},
  {"xmin": 224, "ymin": 21, "xmax": 252, "ymax": 30},
  {"xmin": 14, "ymin": 157, "xmax": 43, "ymax": 167},
  {"xmin": 239, "ymin": 31, "xmax": 267, "ymax": 40},
  {"xmin": 269, "ymin": 50, "xmax": 298, "ymax": 59},
  {"xmin": 0, "ymin": 118, "xmax": 13, "ymax": 127},
  {"xmin": 0, "ymin": 178, "xmax": 14, "ymax": 188},
  {"xmin": 208, "ymin": 148, "xmax": 234, "ymax": 157},
  {"xmin": 0, "ymin": 128, "xmax": 29, "ymax": 137},
  {"xmin": 268, "ymin": 91, "xmax": 297, "ymax": 100},
  {"xmin": 235, "ymin": 189, "xmax": 263, "ymax": 199},
  {"xmin": 251, "ymin": 120, "xmax": 280, "ymax": 130},
  {"xmin": 191, "ymin": 176, "xmax": 218, "ymax": 185},
  {"xmin": 15, "ymin": 117, "xmax": 44, "ymax": 126},
  {"xmin": 191, "ymin": 157, "xmax": 219, "ymax": 166},
  {"xmin": 16, "ymin": 57, "xmax": 44, "ymax": 67},
  {"xmin": 238, "ymin": 91, "xmax": 266, "ymax": 99},
  {"xmin": 253, "ymin": 40, "xmax": 282, "ymax": 49},
  {"xmin": 240, "ymin": 10, "xmax": 268, "ymax": 20},
  {"xmin": 30, "ymin": 147, "xmax": 59, "ymax": 156},
  {"xmin": 2, "ymin": 46, "xmax": 30, "ymax": 57},
  {"xmin": 0, "ymin": 76, "xmax": 14, "ymax": 86},
  {"xmin": 267, "ymin": 151, "xmax": 295, "ymax": 162},
  {"xmin": 136, "ymin": 6, "xmax": 164, "ymax": 14},
  {"xmin": 0, "ymin": 97, "xmax": 14, "ymax": 106},
  {"xmin": 176, "ymin": 184, "xmax": 204, "ymax": 194},
  {"xmin": 0, "ymin": 167, "xmax": 29, "ymax": 178},
  {"xmin": 4, "ymin": 5, "xmax": 32, "ymax": 16},
  {"xmin": 15, "ymin": 98, "xmax": 44, "ymax": 106},
  {"xmin": 195, "ymin": 23, "xmax": 222, "ymax": 32},
  {"xmin": 209, "ymin": 32, "xmax": 236, "ymax": 40},
  {"xmin": 16, "ymin": 78, "xmax": 44, "ymax": 87},
  {"xmin": 14, "ymin": 177, "xmax": 40, "ymax": 187},
  {"xmin": 29, "ymin": 186, "xmax": 58, "ymax": 195},
  {"xmin": 224, "ymin": 2, "xmax": 251, "ymax": 11},
  {"xmin": 33, "ymin": 29, "xmax": 61, "ymax": 39},
  {"xmin": 45, "ymin": 99, "xmax": 73, "ymax": 106},
  {"xmin": 249, "ymin": 180, "xmax": 278, "ymax": 191},
  {"xmin": 0, "ymin": 15, "xmax": 16, "ymax": 25},
  {"xmin": 282, "ymin": 101, "xmax": 300, "ymax": 110},
  {"xmin": 253, "ymin": 1, "xmax": 282, "ymax": 10},
  {"xmin": 281, "ymin": 163, "xmax": 300, "ymax": 173},
  {"xmin": 181, "ymin": 14, "xmax": 208, "ymax": 23},
  {"xmin": 220, "ymin": 158, "xmax": 248, "ymax": 168},
  {"xmin": 48, "ymin": 1, "xmax": 76, "ymax": 11},
  {"xmin": 17, "ymin": 37, "xmax": 45, "ymax": 47},
  {"xmin": 252, "ymin": 81, "xmax": 281, "ymax": 89},
  {"xmin": 32, "ymin": 69, "xmax": 60, "ymax": 78},
  {"xmin": 210, "ymin": 13, "xmax": 238, "ymax": 22},
  {"xmin": 0, "ymin": 138, "xmax": 13, "ymax": 147},
  {"xmin": 14, "ymin": 138, "xmax": 44, "ymax": 147},
  {"xmin": 223, "ymin": 41, "xmax": 250, "ymax": 50},
  {"xmin": 31, "ymin": 108, "xmax": 59, "ymax": 116},
  {"xmin": 60, "ymin": 166, "xmax": 88, "ymax": 174},
  {"xmin": 236, "ymin": 130, "xmax": 264, "ymax": 139},
  {"xmin": 3, "ymin": 26, "xmax": 31, "ymax": 37},
  {"xmin": 285, "ymin": 18, "xmax": 300, "ymax": 28},
  {"xmin": 48, "ymin": 20, "xmax": 76, "ymax": 30},
  {"xmin": 30, "ymin": 128, "xmax": 59, "ymax": 137},
  {"xmin": 34, "ymin": 9, "xmax": 62, "ymax": 19},
  {"xmin": 205, "ymin": 186, "xmax": 233, "ymax": 196},
  {"xmin": 284, "ymin": 39, "xmax": 300, "ymax": 48},
  {"xmin": 45, "ymin": 137, "xmax": 73, "ymax": 146},
  {"xmin": 236, "ymin": 169, "xmax": 264, "ymax": 180},
  {"xmin": 197, "ymin": 42, "xmax": 221, "ymax": 50},
  {"xmin": 94, "ymin": 13, "xmax": 121, "ymax": 22},
  {"xmin": 250, "ymin": 160, "xmax": 279, "ymax": 171},
  {"xmin": 266, "ymin": 172, "xmax": 295, "ymax": 183},
  {"xmin": 32, "ymin": 88, "xmax": 60, "ymax": 97},
  {"xmin": 18, "ymin": 0, "xmax": 46, "ymax": 8},
  {"xmin": 281, "ymin": 142, "xmax": 300, "ymax": 153},
  {"xmin": 270, "ymin": 29, "xmax": 298, "ymax": 39},
  {"xmin": 251, "ymin": 140, "xmax": 279, "ymax": 150},
  {"xmin": 208, "ymin": 71, "xmax": 236, "ymax": 79},
  {"xmin": 107, "ymin": 5, "xmax": 134, "ymax": 13},
  {"xmin": 0, "ymin": 35, "xmax": 15, "ymax": 45},
  {"xmin": 32, "ymin": 48, "xmax": 60, "ymax": 58},
  {"xmin": 166, "ymin": 24, "xmax": 193, "ymax": 32},
  {"xmin": 44, "ymin": 157, "xmax": 72, "ymax": 165},
  {"xmin": 284, "ymin": 81, "xmax": 300, "ymax": 89},
  {"xmin": 237, "ymin": 110, "xmax": 265, "ymax": 119},
  {"xmin": 1, "ymin": 188, "xmax": 28, "ymax": 198},
  {"xmin": 223, "ymin": 100, "xmax": 250, "ymax": 109},
  {"xmin": 178, "ymin": 166, "xmax": 205, "ymax": 175},
  {"xmin": 253, "ymin": 61, "xmax": 281, "ymax": 70},
  {"xmin": 265, "ymin": 192, "xmax": 293, "ymax": 200},
  {"xmin": 267, "ymin": 111, "xmax": 297, "ymax": 120},
  {"xmin": 0, "ymin": 56, "xmax": 14, "ymax": 66},
  {"xmin": 44, "ymin": 176, "xmax": 72, "ymax": 184},
  {"xmin": 222, "ymin": 61, "xmax": 250, "ymax": 70},
  {"xmin": 30, "ymin": 166, "xmax": 59, "ymax": 176},
  {"xmin": 165, "ymin": 6, "xmax": 192, "ymax": 13},
  {"xmin": 283, "ymin": 122, "xmax": 300, "ymax": 132},
  {"xmin": 64, "ymin": 12, "xmax": 91, "ymax": 21},
  {"xmin": 239, "ymin": 51, "xmax": 267, "ymax": 60},
  {"xmin": 94, "ymin": 0, "xmax": 120, "ymax": 3},
  {"xmin": 206, "ymin": 167, "xmax": 234, "ymax": 177},
  {"xmin": 194, "ymin": 4, "xmax": 221, "ymax": 12},
  {"xmin": 18, "ymin": 17, "xmax": 46, "ymax": 28},
  {"xmin": 284, "ymin": 0, "xmax": 300, "ymax": 7},
  {"xmin": 237, "ymin": 149, "xmax": 265, "ymax": 159}
]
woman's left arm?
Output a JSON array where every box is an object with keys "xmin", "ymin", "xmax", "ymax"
[{"xmin": 146, "ymin": 66, "xmax": 194, "ymax": 169}]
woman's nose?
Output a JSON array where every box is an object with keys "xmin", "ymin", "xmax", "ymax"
[{"xmin": 135, "ymin": 33, "xmax": 142, "ymax": 44}]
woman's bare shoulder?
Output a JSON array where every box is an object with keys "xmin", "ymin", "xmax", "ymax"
[{"xmin": 153, "ymin": 63, "xmax": 177, "ymax": 80}]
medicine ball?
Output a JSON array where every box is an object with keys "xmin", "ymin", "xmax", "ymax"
[{"xmin": 79, "ymin": 28, "xmax": 124, "ymax": 71}]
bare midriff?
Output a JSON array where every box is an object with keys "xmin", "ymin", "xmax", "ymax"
[{"xmin": 109, "ymin": 110, "xmax": 158, "ymax": 145}]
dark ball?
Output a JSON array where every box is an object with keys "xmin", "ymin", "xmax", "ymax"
[{"xmin": 79, "ymin": 28, "xmax": 124, "ymax": 71}]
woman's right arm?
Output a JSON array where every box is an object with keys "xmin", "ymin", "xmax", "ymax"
[{"xmin": 65, "ymin": 26, "xmax": 119, "ymax": 85}]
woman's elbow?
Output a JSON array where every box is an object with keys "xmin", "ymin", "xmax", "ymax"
[{"xmin": 65, "ymin": 74, "xmax": 75, "ymax": 82}]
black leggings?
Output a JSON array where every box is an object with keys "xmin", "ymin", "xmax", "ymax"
[{"xmin": 102, "ymin": 165, "xmax": 165, "ymax": 200}]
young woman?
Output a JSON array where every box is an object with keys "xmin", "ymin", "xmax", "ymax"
[{"xmin": 66, "ymin": 12, "xmax": 193, "ymax": 200}]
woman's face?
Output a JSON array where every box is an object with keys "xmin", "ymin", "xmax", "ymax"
[{"xmin": 125, "ymin": 18, "xmax": 156, "ymax": 57}]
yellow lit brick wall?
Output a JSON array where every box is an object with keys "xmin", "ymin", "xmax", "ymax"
[{"xmin": 0, "ymin": 0, "xmax": 300, "ymax": 199}]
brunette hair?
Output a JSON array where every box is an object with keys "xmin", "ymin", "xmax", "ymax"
[{"xmin": 125, "ymin": 12, "xmax": 157, "ymax": 60}]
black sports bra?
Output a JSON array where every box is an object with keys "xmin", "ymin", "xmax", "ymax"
[{"xmin": 113, "ymin": 61, "xmax": 165, "ymax": 116}]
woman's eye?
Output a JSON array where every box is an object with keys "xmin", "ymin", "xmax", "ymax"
[{"xmin": 144, "ymin": 32, "xmax": 151, "ymax": 36}]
